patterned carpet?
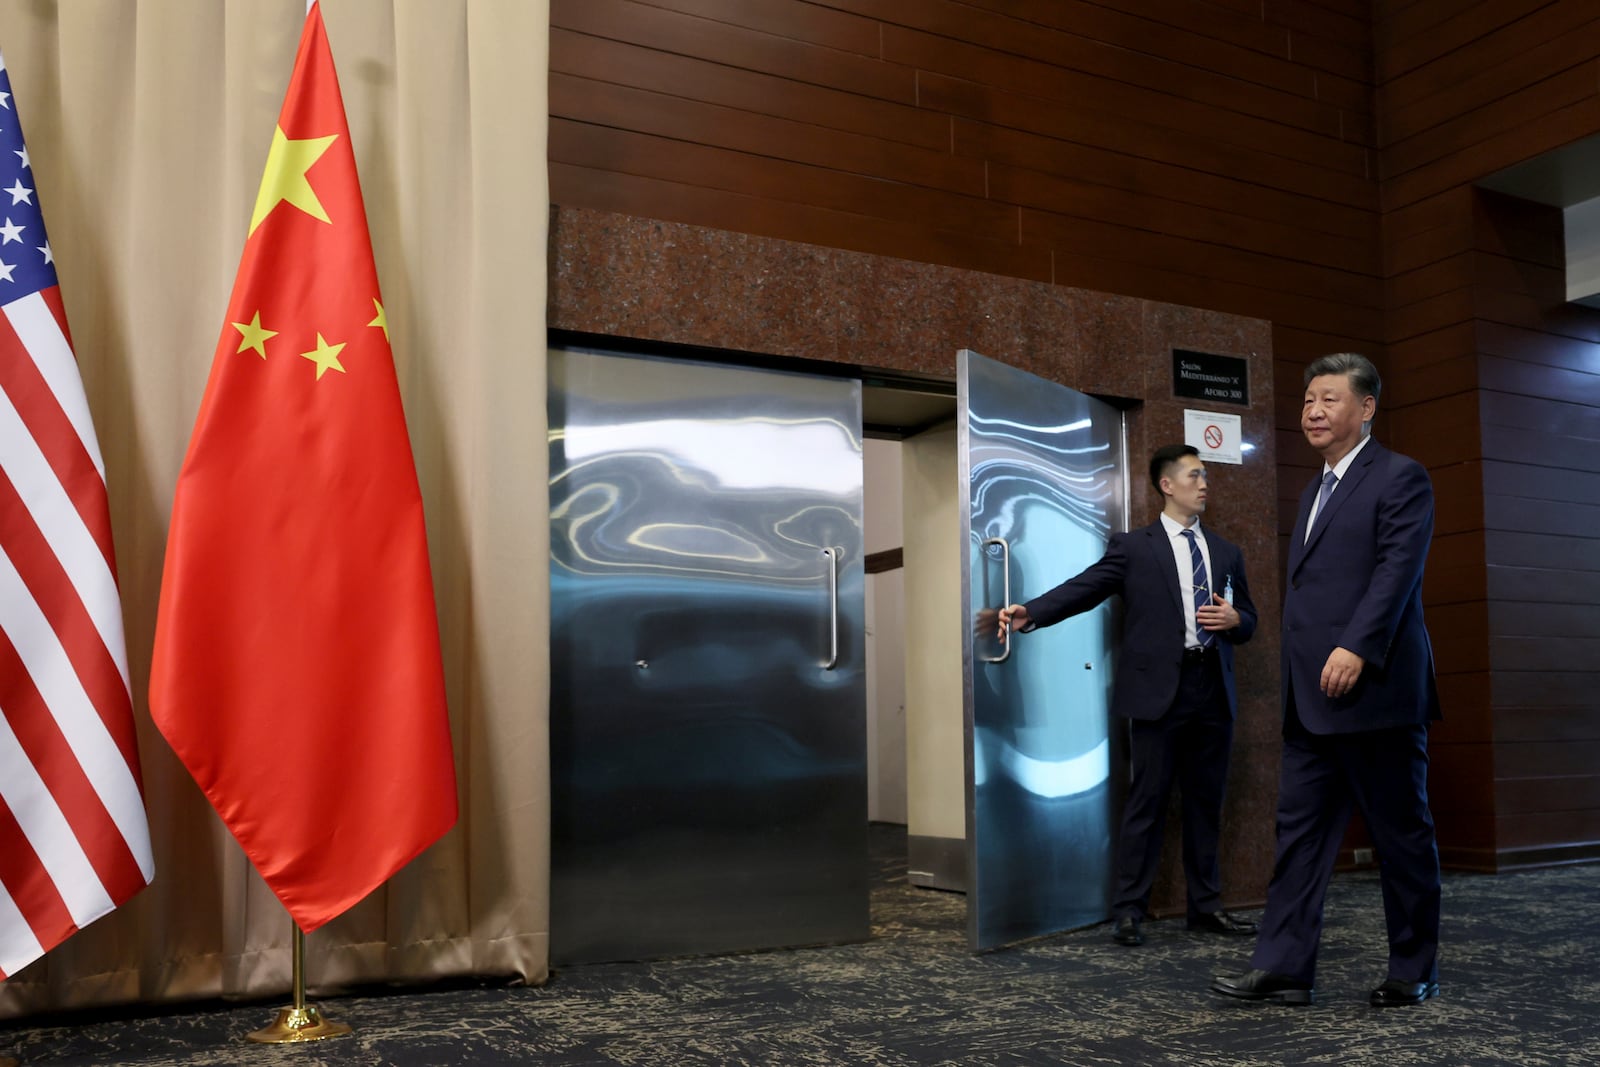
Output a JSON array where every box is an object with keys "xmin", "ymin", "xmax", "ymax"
[{"xmin": 4, "ymin": 824, "xmax": 1598, "ymax": 1066}]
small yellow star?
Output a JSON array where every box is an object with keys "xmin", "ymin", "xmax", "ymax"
[
  {"xmin": 301, "ymin": 333, "xmax": 347, "ymax": 380},
  {"xmin": 249, "ymin": 126, "xmax": 338, "ymax": 235},
  {"xmin": 232, "ymin": 311, "xmax": 278, "ymax": 359},
  {"xmin": 368, "ymin": 299, "xmax": 388, "ymax": 343}
]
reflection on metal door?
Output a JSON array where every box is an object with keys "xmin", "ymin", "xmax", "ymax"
[
  {"xmin": 548, "ymin": 346, "xmax": 868, "ymax": 964},
  {"xmin": 959, "ymin": 348, "xmax": 1127, "ymax": 951}
]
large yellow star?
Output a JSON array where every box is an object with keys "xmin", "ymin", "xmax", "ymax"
[
  {"xmin": 368, "ymin": 298, "xmax": 388, "ymax": 343},
  {"xmin": 301, "ymin": 333, "xmax": 347, "ymax": 380},
  {"xmin": 231, "ymin": 311, "xmax": 278, "ymax": 359},
  {"xmin": 249, "ymin": 126, "xmax": 338, "ymax": 235}
]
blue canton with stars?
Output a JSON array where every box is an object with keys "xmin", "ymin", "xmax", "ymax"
[{"xmin": 0, "ymin": 54, "xmax": 60, "ymax": 305}]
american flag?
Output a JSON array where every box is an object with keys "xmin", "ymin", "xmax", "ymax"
[{"xmin": 0, "ymin": 52, "xmax": 152, "ymax": 979}]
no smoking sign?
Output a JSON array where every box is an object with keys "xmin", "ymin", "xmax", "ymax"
[{"xmin": 1184, "ymin": 409, "xmax": 1243, "ymax": 465}]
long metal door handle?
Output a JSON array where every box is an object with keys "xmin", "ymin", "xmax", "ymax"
[
  {"xmin": 981, "ymin": 536, "xmax": 1011, "ymax": 663},
  {"xmin": 822, "ymin": 547, "xmax": 839, "ymax": 670}
]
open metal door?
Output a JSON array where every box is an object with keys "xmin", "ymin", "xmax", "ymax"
[
  {"xmin": 958, "ymin": 348, "xmax": 1127, "ymax": 951},
  {"xmin": 548, "ymin": 345, "xmax": 868, "ymax": 964}
]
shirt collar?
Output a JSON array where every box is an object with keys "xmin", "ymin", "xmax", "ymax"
[
  {"xmin": 1324, "ymin": 432, "xmax": 1373, "ymax": 481},
  {"xmin": 1160, "ymin": 512, "xmax": 1201, "ymax": 538}
]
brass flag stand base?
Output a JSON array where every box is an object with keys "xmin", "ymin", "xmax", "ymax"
[
  {"xmin": 247, "ymin": 1004, "xmax": 350, "ymax": 1044},
  {"xmin": 246, "ymin": 924, "xmax": 351, "ymax": 1044}
]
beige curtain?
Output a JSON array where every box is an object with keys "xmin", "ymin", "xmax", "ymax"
[{"xmin": 0, "ymin": 0, "xmax": 550, "ymax": 1016}]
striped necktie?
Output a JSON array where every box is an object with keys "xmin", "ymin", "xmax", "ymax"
[{"xmin": 1180, "ymin": 529, "xmax": 1214, "ymax": 649}]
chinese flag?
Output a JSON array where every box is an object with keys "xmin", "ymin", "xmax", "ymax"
[{"xmin": 149, "ymin": 4, "xmax": 457, "ymax": 933}]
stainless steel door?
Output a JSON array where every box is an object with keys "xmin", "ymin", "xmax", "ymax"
[
  {"xmin": 548, "ymin": 345, "xmax": 868, "ymax": 964},
  {"xmin": 959, "ymin": 348, "xmax": 1127, "ymax": 951}
]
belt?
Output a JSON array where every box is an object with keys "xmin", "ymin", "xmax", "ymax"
[{"xmin": 1182, "ymin": 645, "xmax": 1219, "ymax": 663}]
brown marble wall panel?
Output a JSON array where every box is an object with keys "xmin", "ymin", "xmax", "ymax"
[
  {"xmin": 547, "ymin": 212, "xmax": 841, "ymax": 361},
  {"xmin": 831, "ymin": 258, "xmax": 1053, "ymax": 379},
  {"xmin": 550, "ymin": 205, "xmax": 1282, "ymax": 914},
  {"xmin": 1134, "ymin": 330, "xmax": 1281, "ymax": 910},
  {"xmin": 1060, "ymin": 289, "xmax": 1148, "ymax": 401}
]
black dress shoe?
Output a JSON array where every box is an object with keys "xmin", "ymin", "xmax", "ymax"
[
  {"xmin": 1187, "ymin": 910, "xmax": 1258, "ymax": 936},
  {"xmin": 1111, "ymin": 915, "xmax": 1144, "ymax": 946},
  {"xmin": 1370, "ymin": 978, "xmax": 1440, "ymax": 1007},
  {"xmin": 1210, "ymin": 968, "xmax": 1314, "ymax": 1005}
]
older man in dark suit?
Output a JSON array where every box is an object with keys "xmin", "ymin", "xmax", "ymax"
[
  {"xmin": 1000, "ymin": 444, "xmax": 1257, "ymax": 947},
  {"xmin": 1212, "ymin": 352, "xmax": 1442, "ymax": 1008}
]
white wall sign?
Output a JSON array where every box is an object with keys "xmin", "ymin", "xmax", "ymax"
[{"xmin": 1184, "ymin": 409, "xmax": 1243, "ymax": 465}]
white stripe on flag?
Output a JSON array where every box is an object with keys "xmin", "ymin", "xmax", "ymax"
[
  {"xmin": 6, "ymin": 292, "xmax": 106, "ymax": 479},
  {"xmin": 0, "ymin": 547, "xmax": 153, "ymax": 881},
  {"xmin": 0, "ymin": 877, "xmax": 46, "ymax": 979},
  {"xmin": 0, "ymin": 367, "xmax": 131, "ymax": 690},
  {"xmin": 0, "ymin": 696, "xmax": 116, "ymax": 928}
]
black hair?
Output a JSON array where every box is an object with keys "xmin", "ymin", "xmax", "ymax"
[
  {"xmin": 1303, "ymin": 352, "xmax": 1381, "ymax": 404},
  {"xmin": 1149, "ymin": 443, "xmax": 1200, "ymax": 495}
]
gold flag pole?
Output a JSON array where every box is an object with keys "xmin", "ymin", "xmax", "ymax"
[{"xmin": 246, "ymin": 921, "xmax": 351, "ymax": 1043}]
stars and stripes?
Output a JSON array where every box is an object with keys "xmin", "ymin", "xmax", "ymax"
[{"xmin": 0, "ymin": 51, "xmax": 153, "ymax": 980}]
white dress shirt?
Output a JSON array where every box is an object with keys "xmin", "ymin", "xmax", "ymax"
[
  {"xmin": 1306, "ymin": 432, "xmax": 1373, "ymax": 540},
  {"xmin": 1161, "ymin": 512, "xmax": 1214, "ymax": 650}
]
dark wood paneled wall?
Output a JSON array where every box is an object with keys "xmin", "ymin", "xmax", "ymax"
[
  {"xmin": 1377, "ymin": 4, "xmax": 1600, "ymax": 869},
  {"xmin": 548, "ymin": 0, "xmax": 1600, "ymax": 870},
  {"xmin": 549, "ymin": 0, "xmax": 1382, "ymax": 581}
]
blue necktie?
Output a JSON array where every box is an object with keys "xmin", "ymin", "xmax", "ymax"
[
  {"xmin": 1306, "ymin": 470, "xmax": 1338, "ymax": 540},
  {"xmin": 1181, "ymin": 529, "xmax": 1214, "ymax": 649}
]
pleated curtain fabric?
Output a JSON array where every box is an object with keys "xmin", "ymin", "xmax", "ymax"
[
  {"xmin": 0, "ymin": 54, "xmax": 155, "ymax": 982},
  {"xmin": 0, "ymin": 0, "xmax": 551, "ymax": 1017}
]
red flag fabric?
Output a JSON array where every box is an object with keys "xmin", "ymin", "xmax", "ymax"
[
  {"xmin": 0, "ymin": 51, "xmax": 153, "ymax": 979},
  {"xmin": 149, "ymin": 4, "xmax": 456, "ymax": 933}
]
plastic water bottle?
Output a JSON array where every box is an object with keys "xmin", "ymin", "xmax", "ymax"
[{"xmin": 1222, "ymin": 576, "xmax": 1234, "ymax": 605}]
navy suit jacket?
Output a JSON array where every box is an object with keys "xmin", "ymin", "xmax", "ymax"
[
  {"xmin": 1283, "ymin": 439, "xmax": 1441, "ymax": 734},
  {"xmin": 1022, "ymin": 520, "xmax": 1256, "ymax": 722}
]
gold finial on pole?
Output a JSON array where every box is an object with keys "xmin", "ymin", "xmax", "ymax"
[{"xmin": 246, "ymin": 922, "xmax": 351, "ymax": 1043}]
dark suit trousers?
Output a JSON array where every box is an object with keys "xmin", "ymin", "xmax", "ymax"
[
  {"xmin": 1250, "ymin": 702, "xmax": 1441, "ymax": 985},
  {"xmin": 1112, "ymin": 651, "xmax": 1232, "ymax": 921}
]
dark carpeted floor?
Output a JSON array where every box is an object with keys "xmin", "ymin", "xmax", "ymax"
[{"xmin": 4, "ymin": 823, "xmax": 1597, "ymax": 1066}]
